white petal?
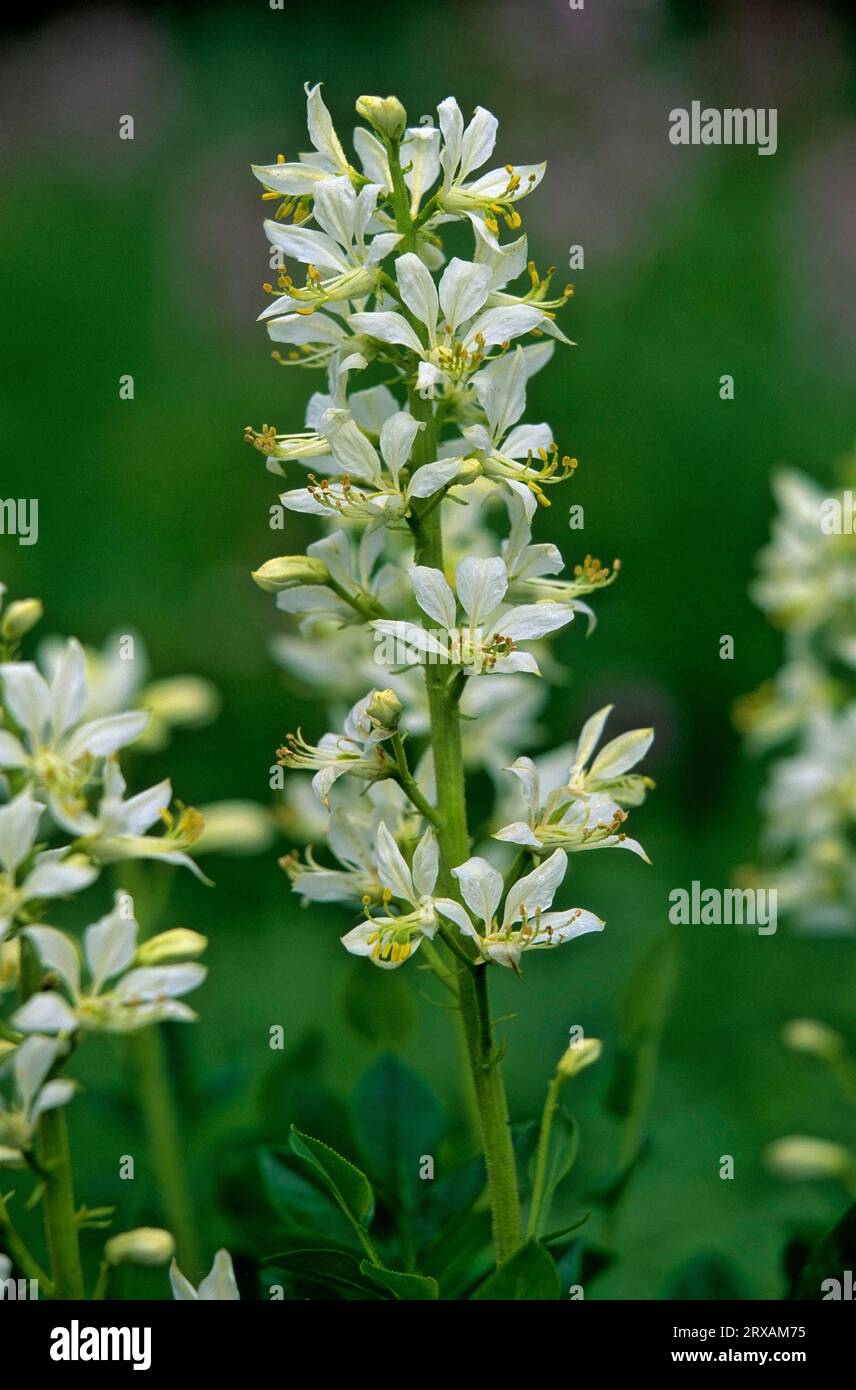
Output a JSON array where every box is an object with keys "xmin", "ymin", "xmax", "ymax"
[
  {"xmin": 347, "ymin": 311, "xmax": 422, "ymax": 352},
  {"xmin": 113, "ymin": 963, "xmax": 206, "ymax": 1002},
  {"xmin": 84, "ymin": 903, "xmax": 139, "ymax": 993},
  {"xmin": 263, "ymin": 219, "xmax": 350, "ymax": 275},
  {"xmin": 306, "ymin": 82, "xmax": 350, "ymax": 173},
  {"xmin": 395, "ymin": 252, "xmax": 439, "ymax": 333},
  {"xmin": 504, "ymin": 848, "xmax": 568, "ymax": 926},
  {"xmin": 455, "ymin": 557, "xmax": 508, "ymax": 628},
  {"xmin": 198, "ymin": 1249, "xmax": 240, "ymax": 1300},
  {"xmin": 589, "ymin": 727, "xmax": 654, "ymax": 781},
  {"xmin": 0, "ymin": 663, "xmax": 50, "ymax": 745},
  {"xmin": 24, "ymin": 855, "xmax": 98, "ymax": 901},
  {"xmin": 496, "ymin": 602, "xmax": 574, "ymax": 642},
  {"xmin": 24, "ymin": 925, "xmax": 81, "ymax": 996},
  {"xmin": 492, "ymin": 821, "xmax": 541, "ymax": 849},
  {"xmin": 411, "ymin": 566, "xmax": 457, "ymax": 630},
  {"xmin": 411, "ymin": 828, "xmax": 439, "ymax": 898},
  {"xmin": 14, "ymin": 1034, "xmax": 61, "ymax": 1113},
  {"xmin": 530, "ymin": 908, "xmax": 605, "ymax": 946},
  {"xmin": 375, "ymin": 820, "xmax": 415, "ymax": 902},
  {"xmin": 406, "ymin": 459, "xmax": 468, "ymax": 500},
  {"xmin": 433, "ymin": 897, "xmax": 478, "ymax": 938},
  {"xmin": 30, "ymin": 1078, "xmax": 76, "ymax": 1122},
  {"xmin": 451, "ymin": 856, "xmax": 502, "ymax": 927},
  {"xmin": 573, "ymin": 705, "xmax": 612, "ymax": 774},
  {"xmin": 0, "ymin": 729, "xmax": 28, "ymax": 768},
  {"xmin": 12, "ymin": 992, "xmax": 78, "ymax": 1034},
  {"xmin": 379, "ymin": 411, "xmax": 421, "ymax": 487},
  {"xmin": 64, "ymin": 710, "xmax": 149, "ymax": 761},
  {"xmin": 49, "ymin": 638, "xmax": 88, "ymax": 739},
  {"xmin": 438, "ymin": 258, "xmax": 491, "ymax": 331},
  {"xmin": 459, "ymin": 107, "xmax": 498, "ymax": 180},
  {"xmin": 0, "ymin": 789, "xmax": 44, "ymax": 874},
  {"xmin": 464, "ymin": 304, "xmax": 545, "ymax": 349}
]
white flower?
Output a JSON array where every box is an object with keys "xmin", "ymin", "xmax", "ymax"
[
  {"xmin": 349, "ymin": 252, "xmax": 549, "ymax": 397},
  {"xmin": 341, "ymin": 822, "xmax": 470, "ymax": 968},
  {"xmin": 252, "ymin": 82, "xmax": 355, "ymax": 196},
  {"xmin": 0, "ymin": 1034, "xmax": 77, "ymax": 1166},
  {"xmin": 0, "ymin": 638, "xmax": 148, "ymax": 826},
  {"xmin": 450, "ymin": 848, "xmax": 604, "ymax": 972},
  {"xmin": 493, "ymin": 707, "xmax": 653, "ymax": 857},
  {"xmin": 277, "ymin": 692, "xmax": 399, "ymax": 804},
  {"xmin": 373, "ymin": 555, "xmax": 576, "ymax": 676},
  {"xmin": 64, "ymin": 758, "xmax": 208, "ymax": 882},
  {"xmin": 262, "ymin": 176, "xmax": 400, "ymax": 312},
  {"xmin": 461, "ymin": 348, "xmax": 575, "ymax": 499},
  {"xmin": 0, "ymin": 789, "xmax": 98, "ymax": 941},
  {"xmin": 434, "ymin": 98, "xmax": 545, "ymax": 242},
  {"xmin": 170, "ymin": 1248, "xmax": 240, "ymax": 1300},
  {"xmin": 12, "ymin": 896, "xmax": 206, "ymax": 1035}
]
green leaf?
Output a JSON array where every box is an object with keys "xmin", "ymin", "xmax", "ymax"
[
  {"xmin": 619, "ymin": 929, "xmax": 680, "ymax": 1041},
  {"xmin": 526, "ymin": 1107, "xmax": 579, "ymax": 1236},
  {"xmin": 351, "ymin": 1053, "xmax": 444, "ymax": 1207},
  {"xmin": 472, "ymin": 1241, "xmax": 561, "ymax": 1300},
  {"xmin": 259, "ymin": 1148, "xmax": 358, "ymax": 1251},
  {"xmin": 341, "ymin": 957, "xmax": 418, "ymax": 1047},
  {"xmin": 289, "ymin": 1125, "xmax": 375, "ymax": 1230},
  {"xmin": 792, "ymin": 1200, "xmax": 856, "ymax": 1300},
  {"xmin": 662, "ymin": 1252, "xmax": 748, "ymax": 1300},
  {"xmin": 264, "ymin": 1251, "xmax": 385, "ymax": 1300},
  {"xmin": 360, "ymin": 1261, "xmax": 439, "ymax": 1300}
]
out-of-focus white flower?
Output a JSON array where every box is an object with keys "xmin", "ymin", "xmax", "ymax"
[
  {"xmin": 65, "ymin": 759, "xmax": 207, "ymax": 882},
  {"xmin": 277, "ymin": 692, "xmax": 400, "ymax": 804},
  {"xmin": 450, "ymin": 848, "xmax": 603, "ymax": 972},
  {"xmin": 12, "ymin": 895, "xmax": 206, "ymax": 1035},
  {"xmin": 0, "ymin": 1034, "xmax": 77, "ymax": 1166},
  {"xmin": 193, "ymin": 801, "xmax": 274, "ymax": 857},
  {"xmin": 0, "ymin": 789, "xmax": 98, "ymax": 941},
  {"xmin": 170, "ymin": 1248, "xmax": 240, "ymax": 1300},
  {"xmin": 0, "ymin": 638, "xmax": 148, "ymax": 826}
]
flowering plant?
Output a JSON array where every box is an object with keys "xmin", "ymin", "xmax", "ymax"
[
  {"xmin": 248, "ymin": 85, "xmax": 655, "ymax": 1294},
  {"xmin": 0, "ymin": 588, "xmax": 217, "ymax": 1298}
]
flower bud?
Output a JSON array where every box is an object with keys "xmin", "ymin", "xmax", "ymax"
[
  {"xmin": 251, "ymin": 556, "xmax": 331, "ymax": 594},
  {"xmin": 367, "ymin": 688, "xmax": 403, "ymax": 732},
  {"xmin": 782, "ymin": 1018, "xmax": 844, "ymax": 1062},
  {"xmin": 105, "ymin": 1227, "xmax": 176, "ymax": 1267},
  {"xmin": 356, "ymin": 95, "xmax": 407, "ymax": 140},
  {"xmin": 1, "ymin": 598, "xmax": 43, "ymax": 641},
  {"xmin": 193, "ymin": 800, "xmax": 274, "ymax": 856},
  {"xmin": 557, "ymin": 1037, "xmax": 602, "ymax": 1079},
  {"xmin": 142, "ymin": 677, "xmax": 220, "ymax": 728},
  {"xmin": 765, "ymin": 1136, "xmax": 855, "ymax": 1183},
  {"xmin": 135, "ymin": 929, "xmax": 208, "ymax": 965}
]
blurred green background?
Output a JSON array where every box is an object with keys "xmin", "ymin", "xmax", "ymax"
[{"xmin": 2, "ymin": 0, "xmax": 855, "ymax": 1297}]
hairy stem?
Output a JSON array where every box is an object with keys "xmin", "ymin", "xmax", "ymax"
[{"xmin": 407, "ymin": 388, "xmax": 522, "ymax": 1265}]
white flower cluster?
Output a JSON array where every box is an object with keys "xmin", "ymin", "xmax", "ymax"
[
  {"xmin": 0, "ymin": 585, "xmax": 208, "ymax": 1168},
  {"xmin": 250, "ymin": 85, "xmax": 654, "ymax": 973},
  {"xmin": 737, "ymin": 463, "xmax": 856, "ymax": 932}
]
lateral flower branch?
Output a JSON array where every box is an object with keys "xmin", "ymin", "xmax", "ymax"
[{"xmin": 249, "ymin": 84, "xmax": 655, "ymax": 1267}]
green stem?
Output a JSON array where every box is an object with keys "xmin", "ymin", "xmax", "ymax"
[
  {"xmin": 408, "ymin": 411, "xmax": 522, "ymax": 1265},
  {"xmin": 527, "ymin": 1072, "xmax": 564, "ymax": 1240},
  {"xmin": 390, "ymin": 730, "xmax": 440, "ymax": 826},
  {"xmin": 128, "ymin": 1025, "xmax": 202, "ymax": 1278},
  {"xmin": 18, "ymin": 936, "xmax": 84, "ymax": 1300},
  {"xmin": 0, "ymin": 1192, "xmax": 53, "ymax": 1292},
  {"xmin": 38, "ymin": 1107, "xmax": 84, "ymax": 1299}
]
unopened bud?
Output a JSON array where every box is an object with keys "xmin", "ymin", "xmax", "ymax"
[
  {"xmin": 105, "ymin": 1227, "xmax": 176, "ymax": 1267},
  {"xmin": 136, "ymin": 929, "xmax": 208, "ymax": 965},
  {"xmin": 557, "ymin": 1037, "xmax": 602, "ymax": 1079},
  {"xmin": 355, "ymin": 95, "xmax": 407, "ymax": 140},
  {"xmin": 782, "ymin": 1018, "xmax": 844, "ymax": 1062},
  {"xmin": 367, "ymin": 688, "xmax": 403, "ymax": 732},
  {"xmin": 765, "ymin": 1136, "xmax": 855, "ymax": 1183},
  {"xmin": 1, "ymin": 599, "xmax": 43, "ymax": 641},
  {"xmin": 251, "ymin": 556, "xmax": 331, "ymax": 593}
]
